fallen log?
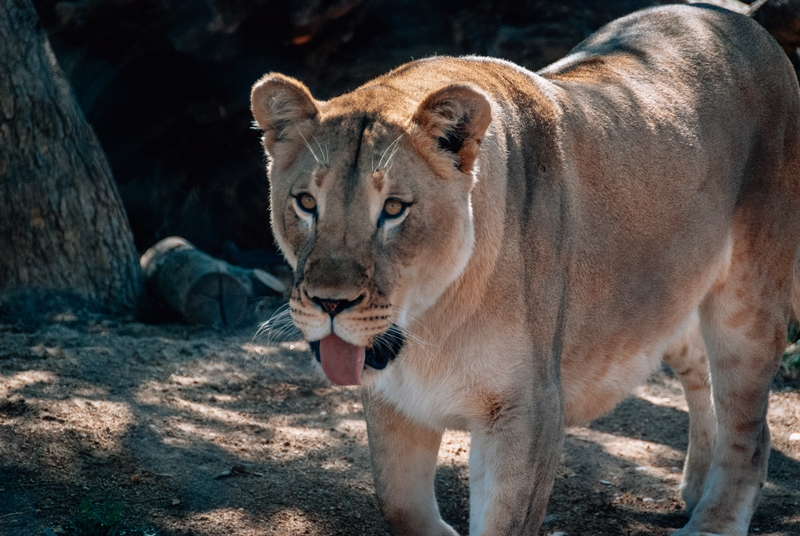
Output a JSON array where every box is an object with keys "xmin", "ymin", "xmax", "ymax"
[{"xmin": 140, "ymin": 237, "xmax": 285, "ymax": 327}]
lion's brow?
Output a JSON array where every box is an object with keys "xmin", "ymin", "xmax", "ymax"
[{"xmin": 343, "ymin": 114, "xmax": 371, "ymax": 206}]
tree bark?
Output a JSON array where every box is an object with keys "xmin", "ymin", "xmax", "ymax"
[{"xmin": 0, "ymin": 0, "xmax": 142, "ymax": 308}]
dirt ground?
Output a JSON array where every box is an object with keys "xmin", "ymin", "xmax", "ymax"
[{"xmin": 1, "ymin": 296, "xmax": 798, "ymax": 536}]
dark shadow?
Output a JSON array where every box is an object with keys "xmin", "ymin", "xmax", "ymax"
[
  {"xmin": 436, "ymin": 464, "xmax": 470, "ymax": 535},
  {"xmin": 590, "ymin": 395, "xmax": 690, "ymax": 452}
]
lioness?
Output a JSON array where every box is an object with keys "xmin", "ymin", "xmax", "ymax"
[{"xmin": 251, "ymin": 4, "xmax": 800, "ymax": 535}]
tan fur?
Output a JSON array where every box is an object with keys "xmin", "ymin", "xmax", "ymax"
[{"xmin": 252, "ymin": 5, "xmax": 800, "ymax": 535}]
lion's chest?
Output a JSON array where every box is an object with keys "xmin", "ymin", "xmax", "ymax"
[
  {"xmin": 370, "ymin": 334, "xmax": 526, "ymax": 431},
  {"xmin": 372, "ymin": 365, "xmax": 474, "ymax": 431}
]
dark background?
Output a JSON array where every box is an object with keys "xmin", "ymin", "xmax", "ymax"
[{"xmin": 30, "ymin": 0, "xmax": 799, "ymax": 265}]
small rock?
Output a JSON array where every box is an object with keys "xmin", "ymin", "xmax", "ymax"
[
  {"xmin": 542, "ymin": 514, "xmax": 558, "ymax": 526},
  {"xmin": 789, "ymin": 433, "xmax": 800, "ymax": 442},
  {"xmin": 215, "ymin": 464, "xmax": 264, "ymax": 479},
  {"xmin": 600, "ymin": 479, "xmax": 612, "ymax": 485}
]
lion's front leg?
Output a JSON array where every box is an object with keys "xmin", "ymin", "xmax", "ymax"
[
  {"xmin": 469, "ymin": 381, "xmax": 564, "ymax": 535},
  {"xmin": 362, "ymin": 390, "xmax": 458, "ymax": 536}
]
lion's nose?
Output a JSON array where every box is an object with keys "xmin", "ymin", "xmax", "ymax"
[{"xmin": 311, "ymin": 295, "xmax": 364, "ymax": 317}]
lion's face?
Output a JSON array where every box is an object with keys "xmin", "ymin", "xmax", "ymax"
[{"xmin": 251, "ymin": 75, "xmax": 492, "ymax": 385}]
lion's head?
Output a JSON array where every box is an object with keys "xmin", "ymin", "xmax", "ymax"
[{"xmin": 251, "ymin": 73, "xmax": 492, "ymax": 386}]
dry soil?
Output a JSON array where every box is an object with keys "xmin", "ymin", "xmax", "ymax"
[{"xmin": 0, "ymin": 298, "xmax": 798, "ymax": 535}]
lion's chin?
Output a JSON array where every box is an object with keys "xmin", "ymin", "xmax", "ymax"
[{"xmin": 309, "ymin": 326, "xmax": 406, "ymax": 386}]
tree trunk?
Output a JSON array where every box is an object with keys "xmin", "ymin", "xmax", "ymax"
[{"xmin": 0, "ymin": 0, "xmax": 142, "ymax": 308}]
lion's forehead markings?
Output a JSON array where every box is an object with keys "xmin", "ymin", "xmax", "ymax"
[
  {"xmin": 312, "ymin": 167, "xmax": 328, "ymax": 188},
  {"xmin": 317, "ymin": 118, "xmax": 408, "ymax": 215},
  {"xmin": 372, "ymin": 170, "xmax": 386, "ymax": 191}
]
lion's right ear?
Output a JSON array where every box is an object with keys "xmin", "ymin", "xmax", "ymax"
[{"xmin": 251, "ymin": 74, "xmax": 319, "ymax": 157}]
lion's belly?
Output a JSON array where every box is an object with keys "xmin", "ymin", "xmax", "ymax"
[
  {"xmin": 371, "ymin": 314, "xmax": 693, "ymax": 431},
  {"xmin": 561, "ymin": 231, "xmax": 733, "ymax": 425},
  {"xmin": 560, "ymin": 310, "xmax": 696, "ymax": 426},
  {"xmin": 371, "ymin": 233, "xmax": 732, "ymax": 431}
]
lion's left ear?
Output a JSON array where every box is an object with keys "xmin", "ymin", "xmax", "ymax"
[{"xmin": 410, "ymin": 84, "xmax": 492, "ymax": 174}]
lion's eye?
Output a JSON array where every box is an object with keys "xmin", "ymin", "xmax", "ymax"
[
  {"xmin": 296, "ymin": 193, "xmax": 317, "ymax": 214},
  {"xmin": 382, "ymin": 198, "xmax": 407, "ymax": 219}
]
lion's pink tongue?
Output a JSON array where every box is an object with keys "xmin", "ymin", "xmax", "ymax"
[{"xmin": 319, "ymin": 334, "xmax": 366, "ymax": 386}]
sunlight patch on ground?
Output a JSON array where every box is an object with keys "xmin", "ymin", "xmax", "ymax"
[
  {"xmin": 240, "ymin": 342, "xmax": 285, "ymax": 356},
  {"xmin": 440, "ymin": 430, "xmax": 471, "ymax": 465},
  {"xmin": 319, "ymin": 459, "xmax": 353, "ymax": 472},
  {"xmin": 635, "ymin": 390, "xmax": 686, "ymax": 410},
  {"xmin": 165, "ymin": 396, "xmax": 271, "ymax": 429},
  {"xmin": 0, "ymin": 369, "xmax": 57, "ymax": 395},
  {"xmin": 635, "ymin": 376, "xmax": 690, "ymax": 412},
  {"xmin": 0, "ymin": 396, "xmax": 135, "ymax": 483},
  {"xmin": 266, "ymin": 508, "xmax": 321, "ymax": 535},
  {"xmin": 13, "ymin": 397, "xmax": 135, "ymax": 444},
  {"xmin": 330, "ymin": 398, "xmax": 363, "ymax": 416},
  {"xmin": 47, "ymin": 397, "xmax": 134, "ymax": 431},
  {"xmin": 331, "ymin": 418, "xmax": 367, "ymax": 434},
  {"xmin": 769, "ymin": 390, "xmax": 800, "ymax": 451},
  {"xmin": 260, "ymin": 424, "xmax": 361, "ymax": 462},
  {"xmin": 156, "ymin": 415, "xmax": 275, "ymax": 460},
  {"xmin": 164, "ymin": 507, "xmax": 269, "ymax": 534},
  {"xmin": 160, "ymin": 417, "xmax": 230, "ymax": 447},
  {"xmin": 274, "ymin": 425, "xmax": 335, "ymax": 443},
  {"xmin": 567, "ymin": 427, "xmax": 684, "ymax": 482}
]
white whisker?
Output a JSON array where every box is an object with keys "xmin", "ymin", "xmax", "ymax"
[
  {"xmin": 252, "ymin": 304, "xmax": 302, "ymax": 348},
  {"xmin": 252, "ymin": 304, "xmax": 287, "ymax": 341},
  {"xmin": 311, "ymin": 134, "xmax": 328, "ymax": 167},
  {"xmin": 392, "ymin": 306, "xmax": 437, "ymax": 347},
  {"xmin": 383, "ymin": 140, "xmax": 403, "ymax": 173},
  {"xmin": 295, "ymin": 124, "xmax": 322, "ymax": 165},
  {"xmin": 376, "ymin": 133, "xmax": 405, "ymax": 171}
]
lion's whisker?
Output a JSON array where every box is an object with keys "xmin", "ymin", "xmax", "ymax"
[
  {"xmin": 376, "ymin": 133, "xmax": 405, "ymax": 172},
  {"xmin": 253, "ymin": 304, "xmax": 303, "ymax": 347},
  {"xmin": 383, "ymin": 139, "xmax": 403, "ymax": 173},
  {"xmin": 311, "ymin": 134, "xmax": 328, "ymax": 167},
  {"xmin": 294, "ymin": 124, "xmax": 322, "ymax": 165},
  {"xmin": 392, "ymin": 306, "xmax": 437, "ymax": 346}
]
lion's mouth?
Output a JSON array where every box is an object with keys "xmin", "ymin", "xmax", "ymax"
[{"xmin": 309, "ymin": 325, "xmax": 405, "ymax": 386}]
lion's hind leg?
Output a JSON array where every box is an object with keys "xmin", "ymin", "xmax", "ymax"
[
  {"xmin": 673, "ymin": 222, "xmax": 795, "ymax": 536},
  {"xmin": 663, "ymin": 312, "xmax": 715, "ymax": 515}
]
